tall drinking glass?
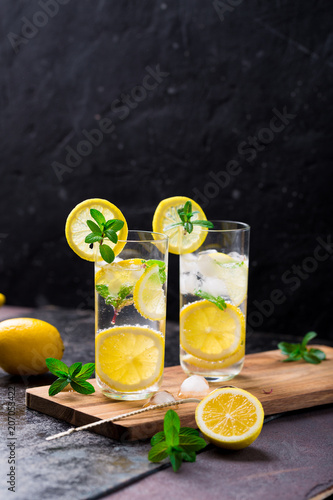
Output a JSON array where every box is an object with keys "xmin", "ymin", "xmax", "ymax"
[
  {"xmin": 179, "ymin": 221, "xmax": 249, "ymax": 381},
  {"xmin": 95, "ymin": 231, "xmax": 168, "ymax": 400}
]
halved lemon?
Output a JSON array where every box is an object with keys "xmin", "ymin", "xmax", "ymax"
[
  {"xmin": 180, "ymin": 300, "xmax": 245, "ymax": 361},
  {"xmin": 209, "ymin": 252, "xmax": 248, "ymax": 306},
  {"xmin": 195, "ymin": 387, "xmax": 264, "ymax": 450},
  {"xmin": 95, "ymin": 326, "xmax": 164, "ymax": 392},
  {"xmin": 133, "ymin": 264, "xmax": 166, "ymax": 320},
  {"xmin": 152, "ymin": 196, "xmax": 209, "ymax": 254},
  {"xmin": 95, "ymin": 258, "xmax": 145, "ymax": 296},
  {"xmin": 65, "ymin": 198, "xmax": 128, "ymax": 261}
]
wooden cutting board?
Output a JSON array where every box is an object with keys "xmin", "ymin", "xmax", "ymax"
[{"xmin": 26, "ymin": 346, "xmax": 333, "ymax": 441}]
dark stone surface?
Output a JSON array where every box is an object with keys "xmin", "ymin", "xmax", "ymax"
[
  {"xmin": 0, "ymin": 306, "xmax": 332, "ymax": 500},
  {"xmin": 0, "ymin": 1, "xmax": 332, "ymax": 339}
]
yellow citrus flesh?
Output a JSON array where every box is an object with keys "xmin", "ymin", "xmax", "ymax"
[
  {"xmin": 152, "ymin": 196, "xmax": 208, "ymax": 255},
  {"xmin": 96, "ymin": 326, "xmax": 164, "ymax": 392},
  {"xmin": 208, "ymin": 252, "xmax": 248, "ymax": 306},
  {"xmin": 180, "ymin": 300, "xmax": 245, "ymax": 361},
  {"xmin": 0, "ymin": 293, "xmax": 6, "ymax": 307},
  {"xmin": 182, "ymin": 343, "xmax": 245, "ymax": 370},
  {"xmin": 0, "ymin": 318, "xmax": 64, "ymax": 375},
  {"xmin": 195, "ymin": 387, "xmax": 264, "ymax": 450},
  {"xmin": 95, "ymin": 258, "xmax": 145, "ymax": 297},
  {"xmin": 133, "ymin": 264, "xmax": 166, "ymax": 321},
  {"xmin": 65, "ymin": 198, "xmax": 128, "ymax": 262}
]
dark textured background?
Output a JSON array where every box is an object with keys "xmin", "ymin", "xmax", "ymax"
[{"xmin": 0, "ymin": 0, "xmax": 332, "ymax": 338}]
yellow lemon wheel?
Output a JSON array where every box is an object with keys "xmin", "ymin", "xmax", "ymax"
[
  {"xmin": 133, "ymin": 264, "xmax": 166, "ymax": 321},
  {"xmin": 152, "ymin": 196, "xmax": 209, "ymax": 254},
  {"xmin": 182, "ymin": 343, "xmax": 245, "ymax": 370},
  {"xmin": 95, "ymin": 326, "xmax": 164, "ymax": 392},
  {"xmin": 180, "ymin": 300, "xmax": 245, "ymax": 361},
  {"xmin": 195, "ymin": 387, "xmax": 264, "ymax": 450},
  {"xmin": 65, "ymin": 198, "xmax": 128, "ymax": 261}
]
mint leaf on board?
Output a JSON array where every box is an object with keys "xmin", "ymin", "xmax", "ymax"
[
  {"xmin": 278, "ymin": 332, "xmax": 326, "ymax": 364},
  {"xmin": 194, "ymin": 289, "xmax": 227, "ymax": 311},
  {"xmin": 45, "ymin": 358, "xmax": 69, "ymax": 378},
  {"xmin": 46, "ymin": 358, "xmax": 95, "ymax": 396},
  {"xmin": 148, "ymin": 409, "xmax": 206, "ymax": 472}
]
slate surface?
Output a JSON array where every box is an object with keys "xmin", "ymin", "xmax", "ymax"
[
  {"xmin": 0, "ymin": 0, "xmax": 332, "ymax": 339},
  {"xmin": 2, "ymin": 305, "xmax": 332, "ymax": 499}
]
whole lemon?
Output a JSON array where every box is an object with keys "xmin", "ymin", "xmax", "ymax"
[
  {"xmin": 0, "ymin": 318, "xmax": 64, "ymax": 375},
  {"xmin": 0, "ymin": 293, "xmax": 6, "ymax": 307}
]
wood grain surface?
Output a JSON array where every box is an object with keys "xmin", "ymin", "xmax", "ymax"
[{"xmin": 26, "ymin": 346, "xmax": 333, "ymax": 441}]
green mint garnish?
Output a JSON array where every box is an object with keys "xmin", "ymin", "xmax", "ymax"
[
  {"xmin": 148, "ymin": 409, "xmax": 206, "ymax": 472},
  {"xmin": 85, "ymin": 208, "xmax": 124, "ymax": 264},
  {"xmin": 194, "ymin": 289, "xmax": 227, "ymax": 311},
  {"xmin": 278, "ymin": 332, "xmax": 326, "ymax": 364},
  {"xmin": 46, "ymin": 358, "xmax": 95, "ymax": 396},
  {"xmin": 145, "ymin": 259, "xmax": 167, "ymax": 284},
  {"xmin": 96, "ymin": 284, "xmax": 134, "ymax": 324},
  {"xmin": 165, "ymin": 201, "xmax": 214, "ymax": 235}
]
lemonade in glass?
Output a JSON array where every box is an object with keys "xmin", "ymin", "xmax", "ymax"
[{"xmin": 94, "ymin": 231, "xmax": 168, "ymax": 400}]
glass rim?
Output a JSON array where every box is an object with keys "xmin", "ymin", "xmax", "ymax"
[
  {"xmin": 117, "ymin": 229, "xmax": 168, "ymax": 243},
  {"xmin": 208, "ymin": 220, "xmax": 250, "ymax": 232}
]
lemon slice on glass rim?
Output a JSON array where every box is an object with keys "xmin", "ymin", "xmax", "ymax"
[
  {"xmin": 152, "ymin": 196, "xmax": 209, "ymax": 254},
  {"xmin": 65, "ymin": 198, "xmax": 128, "ymax": 261},
  {"xmin": 95, "ymin": 326, "xmax": 164, "ymax": 392}
]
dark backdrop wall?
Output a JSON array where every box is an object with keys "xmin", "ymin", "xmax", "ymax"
[{"xmin": 0, "ymin": 0, "xmax": 332, "ymax": 339}]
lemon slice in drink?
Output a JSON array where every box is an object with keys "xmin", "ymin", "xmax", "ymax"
[
  {"xmin": 95, "ymin": 258, "xmax": 145, "ymax": 296},
  {"xmin": 195, "ymin": 387, "xmax": 264, "ymax": 450},
  {"xmin": 133, "ymin": 264, "xmax": 166, "ymax": 320},
  {"xmin": 180, "ymin": 300, "xmax": 245, "ymax": 361},
  {"xmin": 209, "ymin": 252, "xmax": 248, "ymax": 306},
  {"xmin": 182, "ymin": 343, "xmax": 245, "ymax": 370},
  {"xmin": 152, "ymin": 196, "xmax": 209, "ymax": 254},
  {"xmin": 96, "ymin": 326, "xmax": 164, "ymax": 392},
  {"xmin": 65, "ymin": 198, "xmax": 128, "ymax": 261}
]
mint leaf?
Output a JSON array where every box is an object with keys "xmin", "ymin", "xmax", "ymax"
[
  {"xmin": 179, "ymin": 427, "xmax": 200, "ymax": 437},
  {"xmin": 49, "ymin": 378, "xmax": 69, "ymax": 396},
  {"xmin": 70, "ymin": 379, "xmax": 95, "ymax": 395},
  {"xmin": 105, "ymin": 230, "xmax": 118, "ymax": 244},
  {"xmin": 195, "ymin": 289, "xmax": 227, "ymax": 311},
  {"xmin": 192, "ymin": 220, "xmax": 214, "ymax": 229},
  {"xmin": 176, "ymin": 201, "xmax": 213, "ymax": 235},
  {"xmin": 178, "ymin": 434, "xmax": 206, "ymax": 452},
  {"xmin": 77, "ymin": 362, "xmax": 95, "ymax": 379},
  {"xmin": 86, "ymin": 220, "xmax": 102, "ymax": 235},
  {"xmin": 90, "ymin": 208, "xmax": 105, "ymax": 228},
  {"xmin": 164, "ymin": 410, "xmax": 180, "ymax": 439},
  {"xmin": 301, "ymin": 331, "xmax": 317, "ymax": 348},
  {"xmin": 181, "ymin": 450, "xmax": 197, "ymax": 462},
  {"xmin": 85, "ymin": 233, "xmax": 102, "ymax": 244},
  {"xmin": 148, "ymin": 441, "xmax": 169, "ymax": 462},
  {"xmin": 100, "ymin": 244, "xmax": 114, "ymax": 264},
  {"xmin": 69, "ymin": 362, "xmax": 82, "ymax": 378},
  {"xmin": 145, "ymin": 260, "xmax": 166, "ymax": 284},
  {"xmin": 151, "ymin": 431, "xmax": 166, "ymax": 446},
  {"xmin": 46, "ymin": 358, "xmax": 69, "ymax": 377},
  {"xmin": 105, "ymin": 219, "xmax": 124, "ymax": 232},
  {"xmin": 278, "ymin": 332, "xmax": 325, "ymax": 364},
  {"xmin": 96, "ymin": 284, "xmax": 110, "ymax": 299},
  {"xmin": 169, "ymin": 450, "xmax": 182, "ymax": 472}
]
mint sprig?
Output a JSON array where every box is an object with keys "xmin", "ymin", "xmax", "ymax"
[
  {"xmin": 278, "ymin": 332, "xmax": 326, "ymax": 364},
  {"xmin": 165, "ymin": 201, "xmax": 214, "ymax": 235},
  {"xmin": 46, "ymin": 358, "xmax": 95, "ymax": 396},
  {"xmin": 96, "ymin": 283, "xmax": 134, "ymax": 324},
  {"xmin": 194, "ymin": 289, "xmax": 227, "ymax": 311},
  {"xmin": 85, "ymin": 208, "xmax": 124, "ymax": 264},
  {"xmin": 148, "ymin": 409, "xmax": 206, "ymax": 472}
]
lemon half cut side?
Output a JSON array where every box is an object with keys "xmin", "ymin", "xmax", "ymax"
[{"xmin": 195, "ymin": 387, "xmax": 264, "ymax": 450}]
